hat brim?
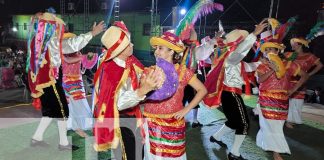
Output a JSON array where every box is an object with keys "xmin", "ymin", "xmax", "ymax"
[
  {"xmin": 290, "ymin": 38, "xmax": 309, "ymax": 47},
  {"xmin": 150, "ymin": 37, "xmax": 184, "ymax": 53},
  {"xmin": 40, "ymin": 13, "xmax": 65, "ymax": 25},
  {"xmin": 261, "ymin": 42, "xmax": 285, "ymax": 53}
]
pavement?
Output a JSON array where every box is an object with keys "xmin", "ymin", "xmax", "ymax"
[{"xmin": 0, "ymin": 88, "xmax": 324, "ymax": 160}]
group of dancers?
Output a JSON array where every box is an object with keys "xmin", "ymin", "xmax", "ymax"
[{"xmin": 25, "ymin": 7, "xmax": 322, "ymax": 160}]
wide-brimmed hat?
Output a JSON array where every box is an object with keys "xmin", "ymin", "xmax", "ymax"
[
  {"xmin": 224, "ymin": 29, "xmax": 249, "ymax": 45},
  {"xmin": 150, "ymin": 31, "xmax": 185, "ymax": 53},
  {"xmin": 290, "ymin": 37, "xmax": 309, "ymax": 48},
  {"xmin": 101, "ymin": 21, "xmax": 131, "ymax": 60},
  {"xmin": 36, "ymin": 12, "xmax": 65, "ymax": 25},
  {"xmin": 216, "ymin": 29, "xmax": 249, "ymax": 48},
  {"xmin": 260, "ymin": 41, "xmax": 286, "ymax": 53}
]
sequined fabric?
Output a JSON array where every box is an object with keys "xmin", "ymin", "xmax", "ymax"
[
  {"xmin": 257, "ymin": 61, "xmax": 300, "ymax": 120},
  {"xmin": 290, "ymin": 53, "xmax": 320, "ymax": 99}
]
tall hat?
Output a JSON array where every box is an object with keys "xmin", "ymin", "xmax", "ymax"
[
  {"xmin": 101, "ymin": 21, "xmax": 131, "ymax": 61},
  {"xmin": 260, "ymin": 17, "xmax": 297, "ymax": 79},
  {"xmin": 260, "ymin": 17, "xmax": 297, "ymax": 53},
  {"xmin": 150, "ymin": 31, "xmax": 185, "ymax": 53}
]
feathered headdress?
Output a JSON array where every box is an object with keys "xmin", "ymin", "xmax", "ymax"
[
  {"xmin": 175, "ymin": 0, "xmax": 223, "ymax": 41},
  {"xmin": 306, "ymin": 22, "xmax": 324, "ymax": 41},
  {"xmin": 260, "ymin": 16, "xmax": 298, "ymax": 53}
]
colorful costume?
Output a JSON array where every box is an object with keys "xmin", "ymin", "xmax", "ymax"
[
  {"xmin": 256, "ymin": 17, "xmax": 300, "ymax": 155},
  {"xmin": 286, "ymin": 38, "xmax": 321, "ymax": 124},
  {"xmin": 143, "ymin": 63, "xmax": 194, "ymax": 159},
  {"xmin": 256, "ymin": 61, "xmax": 300, "ymax": 154},
  {"xmin": 62, "ymin": 50, "xmax": 95, "ymax": 131},
  {"xmin": 28, "ymin": 11, "xmax": 95, "ymax": 150},
  {"xmin": 93, "ymin": 22, "xmax": 145, "ymax": 160},
  {"xmin": 205, "ymin": 29, "xmax": 260, "ymax": 159}
]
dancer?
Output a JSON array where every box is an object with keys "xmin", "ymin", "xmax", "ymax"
[
  {"xmin": 208, "ymin": 20, "xmax": 267, "ymax": 160},
  {"xmin": 140, "ymin": 31, "xmax": 207, "ymax": 159},
  {"xmin": 285, "ymin": 37, "xmax": 323, "ymax": 128},
  {"xmin": 93, "ymin": 21, "xmax": 159, "ymax": 160},
  {"xmin": 256, "ymin": 24, "xmax": 308, "ymax": 160},
  {"xmin": 61, "ymin": 33, "xmax": 97, "ymax": 137},
  {"xmin": 28, "ymin": 11, "xmax": 104, "ymax": 150}
]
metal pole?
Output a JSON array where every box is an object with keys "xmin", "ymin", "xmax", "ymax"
[
  {"xmin": 275, "ymin": 0, "xmax": 280, "ymax": 18},
  {"xmin": 268, "ymin": 0, "xmax": 274, "ymax": 18}
]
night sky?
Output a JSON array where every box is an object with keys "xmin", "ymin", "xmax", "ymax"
[
  {"xmin": 0, "ymin": 0, "xmax": 322, "ymax": 47},
  {"xmin": 0, "ymin": 0, "xmax": 323, "ymax": 68},
  {"xmin": 1, "ymin": 0, "xmax": 322, "ymax": 35}
]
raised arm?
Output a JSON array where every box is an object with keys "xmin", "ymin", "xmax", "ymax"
[
  {"xmin": 227, "ymin": 20, "xmax": 267, "ymax": 65},
  {"xmin": 49, "ymin": 21, "xmax": 105, "ymax": 54}
]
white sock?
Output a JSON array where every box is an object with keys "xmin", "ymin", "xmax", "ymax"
[
  {"xmin": 32, "ymin": 117, "xmax": 53, "ymax": 141},
  {"xmin": 57, "ymin": 120, "xmax": 69, "ymax": 146},
  {"xmin": 230, "ymin": 134, "xmax": 246, "ymax": 156},
  {"xmin": 212, "ymin": 124, "xmax": 232, "ymax": 141},
  {"xmin": 192, "ymin": 109, "xmax": 198, "ymax": 123}
]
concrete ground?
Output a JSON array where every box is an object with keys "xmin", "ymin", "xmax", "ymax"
[{"xmin": 1, "ymin": 88, "xmax": 324, "ymax": 160}]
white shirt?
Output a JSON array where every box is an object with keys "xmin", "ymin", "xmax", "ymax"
[
  {"xmin": 113, "ymin": 57, "xmax": 146, "ymax": 111},
  {"xmin": 48, "ymin": 32, "xmax": 93, "ymax": 67},
  {"xmin": 223, "ymin": 33, "xmax": 260, "ymax": 89}
]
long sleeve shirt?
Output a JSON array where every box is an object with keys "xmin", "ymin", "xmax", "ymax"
[
  {"xmin": 49, "ymin": 32, "xmax": 93, "ymax": 67},
  {"xmin": 223, "ymin": 33, "xmax": 259, "ymax": 89},
  {"xmin": 113, "ymin": 58, "xmax": 145, "ymax": 111}
]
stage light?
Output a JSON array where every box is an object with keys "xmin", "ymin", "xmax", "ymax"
[{"xmin": 180, "ymin": 8, "xmax": 186, "ymax": 15}]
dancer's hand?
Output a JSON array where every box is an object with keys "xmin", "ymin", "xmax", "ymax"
[
  {"xmin": 268, "ymin": 61, "xmax": 279, "ymax": 72},
  {"xmin": 91, "ymin": 21, "xmax": 106, "ymax": 37},
  {"xmin": 173, "ymin": 107, "xmax": 191, "ymax": 120},
  {"xmin": 253, "ymin": 19, "xmax": 268, "ymax": 36},
  {"xmin": 137, "ymin": 69, "xmax": 160, "ymax": 97}
]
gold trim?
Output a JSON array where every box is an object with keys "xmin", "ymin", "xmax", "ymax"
[
  {"xmin": 148, "ymin": 117, "xmax": 185, "ymax": 127},
  {"xmin": 143, "ymin": 112, "xmax": 174, "ymax": 119},
  {"xmin": 154, "ymin": 147, "xmax": 185, "ymax": 154}
]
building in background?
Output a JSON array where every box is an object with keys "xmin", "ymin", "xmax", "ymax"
[{"xmin": 10, "ymin": 12, "xmax": 161, "ymax": 66}]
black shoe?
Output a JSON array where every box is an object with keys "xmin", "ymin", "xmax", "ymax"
[
  {"xmin": 227, "ymin": 152, "xmax": 246, "ymax": 160},
  {"xmin": 209, "ymin": 136, "xmax": 227, "ymax": 148},
  {"xmin": 30, "ymin": 139, "xmax": 50, "ymax": 147},
  {"xmin": 58, "ymin": 144, "xmax": 79, "ymax": 151},
  {"xmin": 192, "ymin": 122, "xmax": 203, "ymax": 128}
]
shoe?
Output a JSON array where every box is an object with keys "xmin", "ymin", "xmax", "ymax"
[
  {"xmin": 192, "ymin": 122, "xmax": 203, "ymax": 128},
  {"xmin": 30, "ymin": 139, "xmax": 50, "ymax": 147},
  {"xmin": 209, "ymin": 136, "xmax": 227, "ymax": 148},
  {"xmin": 58, "ymin": 144, "xmax": 79, "ymax": 151},
  {"xmin": 285, "ymin": 122, "xmax": 294, "ymax": 129},
  {"xmin": 227, "ymin": 152, "xmax": 246, "ymax": 160}
]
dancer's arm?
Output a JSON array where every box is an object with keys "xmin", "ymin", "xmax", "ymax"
[{"xmin": 173, "ymin": 76, "xmax": 207, "ymax": 120}]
